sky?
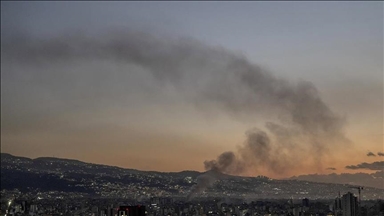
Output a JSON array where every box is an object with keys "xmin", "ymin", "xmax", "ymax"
[{"xmin": 1, "ymin": 1, "xmax": 383, "ymax": 179}]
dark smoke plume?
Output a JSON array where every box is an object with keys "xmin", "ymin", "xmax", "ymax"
[
  {"xmin": 2, "ymin": 30, "xmax": 349, "ymax": 199},
  {"xmin": 186, "ymin": 170, "xmax": 222, "ymax": 201}
]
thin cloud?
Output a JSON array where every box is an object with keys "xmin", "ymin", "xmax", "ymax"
[
  {"xmin": 367, "ymin": 152, "xmax": 376, "ymax": 157},
  {"xmin": 378, "ymin": 152, "xmax": 384, "ymax": 157},
  {"xmin": 345, "ymin": 161, "xmax": 384, "ymax": 171},
  {"xmin": 327, "ymin": 167, "xmax": 337, "ymax": 170}
]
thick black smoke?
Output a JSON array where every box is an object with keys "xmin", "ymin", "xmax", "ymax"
[{"xmin": 2, "ymin": 30, "xmax": 349, "ymax": 199}]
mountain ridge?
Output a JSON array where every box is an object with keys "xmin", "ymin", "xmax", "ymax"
[{"xmin": 1, "ymin": 152, "xmax": 205, "ymax": 175}]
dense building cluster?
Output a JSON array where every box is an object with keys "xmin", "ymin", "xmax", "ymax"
[
  {"xmin": 1, "ymin": 154, "xmax": 383, "ymax": 216},
  {"xmin": 1, "ymin": 191, "xmax": 383, "ymax": 216}
]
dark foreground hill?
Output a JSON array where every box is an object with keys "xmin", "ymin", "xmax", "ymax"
[{"xmin": 1, "ymin": 153, "xmax": 383, "ymax": 200}]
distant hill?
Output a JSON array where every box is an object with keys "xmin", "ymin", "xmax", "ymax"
[
  {"xmin": 289, "ymin": 172, "xmax": 384, "ymax": 189},
  {"xmin": 1, "ymin": 153, "xmax": 383, "ymax": 200}
]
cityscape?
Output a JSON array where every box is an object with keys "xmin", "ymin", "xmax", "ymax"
[
  {"xmin": 1, "ymin": 1, "xmax": 383, "ymax": 216},
  {"xmin": 1, "ymin": 193, "xmax": 384, "ymax": 216},
  {"xmin": 1, "ymin": 154, "xmax": 383, "ymax": 216}
]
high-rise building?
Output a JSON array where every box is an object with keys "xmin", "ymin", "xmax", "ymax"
[
  {"xmin": 302, "ymin": 198, "xmax": 309, "ymax": 207},
  {"xmin": 335, "ymin": 197, "xmax": 342, "ymax": 216},
  {"xmin": 334, "ymin": 191, "xmax": 343, "ymax": 216},
  {"xmin": 342, "ymin": 192, "xmax": 358, "ymax": 216},
  {"xmin": 117, "ymin": 206, "xmax": 146, "ymax": 216}
]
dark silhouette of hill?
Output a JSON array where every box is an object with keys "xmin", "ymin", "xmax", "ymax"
[{"xmin": 1, "ymin": 153, "xmax": 383, "ymax": 199}]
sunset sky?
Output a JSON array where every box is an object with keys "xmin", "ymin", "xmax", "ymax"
[{"xmin": 1, "ymin": 1, "xmax": 383, "ymax": 179}]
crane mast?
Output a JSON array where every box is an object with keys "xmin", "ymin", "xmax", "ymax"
[{"xmin": 350, "ymin": 186, "xmax": 364, "ymax": 216}]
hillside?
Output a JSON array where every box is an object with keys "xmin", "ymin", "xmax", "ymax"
[{"xmin": 1, "ymin": 153, "xmax": 383, "ymax": 200}]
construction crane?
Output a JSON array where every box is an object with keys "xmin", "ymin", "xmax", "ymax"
[
  {"xmin": 350, "ymin": 186, "xmax": 364, "ymax": 203},
  {"xmin": 350, "ymin": 186, "xmax": 364, "ymax": 216}
]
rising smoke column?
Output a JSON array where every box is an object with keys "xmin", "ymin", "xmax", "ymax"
[
  {"xmin": 2, "ymin": 29, "xmax": 350, "ymax": 199},
  {"xmin": 186, "ymin": 169, "xmax": 222, "ymax": 201}
]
